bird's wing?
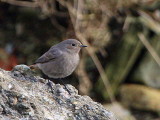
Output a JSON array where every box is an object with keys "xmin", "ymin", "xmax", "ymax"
[{"xmin": 35, "ymin": 48, "xmax": 62, "ymax": 64}]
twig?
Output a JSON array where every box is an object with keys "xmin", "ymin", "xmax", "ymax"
[
  {"xmin": 113, "ymin": 39, "xmax": 143, "ymax": 89},
  {"xmin": 138, "ymin": 33, "xmax": 160, "ymax": 66},
  {"xmin": 1, "ymin": 0, "xmax": 38, "ymax": 7},
  {"xmin": 76, "ymin": 33, "xmax": 115, "ymax": 102},
  {"xmin": 139, "ymin": 11, "xmax": 160, "ymax": 34},
  {"xmin": 77, "ymin": 54, "xmax": 92, "ymax": 95}
]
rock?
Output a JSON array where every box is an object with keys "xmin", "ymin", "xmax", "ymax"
[
  {"xmin": 0, "ymin": 65, "xmax": 117, "ymax": 120},
  {"xmin": 11, "ymin": 64, "xmax": 37, "ymax": 82},
  {"xmin": 120, "ymin": 84, "xmax": 160, "ymax": 113},
  {"xmin": 104, "ymin": 102, "xmax": 136, "ymax": 120}
]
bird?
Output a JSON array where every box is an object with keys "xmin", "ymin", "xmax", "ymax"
[{"xmin": 30, "ymin": 39, "xmax": 87, "ymax": 94}]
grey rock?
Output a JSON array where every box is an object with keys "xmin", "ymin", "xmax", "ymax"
[{"xmin": 0, "ymin": 65, "xmax": 117, "ymax": 120}]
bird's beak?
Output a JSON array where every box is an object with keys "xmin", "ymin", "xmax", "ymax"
[{"xmin": 80, "ymin": 45, "xmax": 87, "ymax": 47}]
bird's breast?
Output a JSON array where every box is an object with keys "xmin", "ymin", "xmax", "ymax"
[
  {"xmin": 62, "ymin": 53, "xmax": 79, "ymax": 72},
  {"xmin": 37, "ymin": 53, "xmax": 80, "ymax": 78}
]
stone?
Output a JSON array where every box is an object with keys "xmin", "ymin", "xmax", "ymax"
[{"xmin": 0, "ymin": 65, "xmax": 117, "ymax": 120}]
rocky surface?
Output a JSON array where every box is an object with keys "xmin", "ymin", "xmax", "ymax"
[{"xmin": 0, "ymin": 65, "xmax": 117, "ymax": 120}]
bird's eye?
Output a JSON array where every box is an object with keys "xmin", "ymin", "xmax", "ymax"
[{"xmin": 72, "ymin": 44, "xmax": 76, "ymax": 46}]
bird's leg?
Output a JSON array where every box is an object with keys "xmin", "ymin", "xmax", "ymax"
[
  {"xmin": 60, "ymin": 78, "xmax": 71, "ymax": 95},
  {"xmin": 47, "ymin": 78, "xmax": 71, "ymax": 95},
  {"xmin": 47, "ymin": 79, "xmax": 54, "ymax": 94}
]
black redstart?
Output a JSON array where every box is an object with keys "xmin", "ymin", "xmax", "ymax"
[{"xmin": 30, "ymin": 39, "xmax": 87, "ymax": 93}]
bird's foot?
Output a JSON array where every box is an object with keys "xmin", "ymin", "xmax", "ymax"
[
  {"xmin": 63, "ymin": 84, "xmax": 71, "ymax": 95},
  {"xmin": 47, "ymin": 79, "xmax": 71, "ymax": 95},
  {"xmin": 59, "ymin": 79, "xmax": 71, "ymax": 95},
  {"xmin": 47, "ymin": 79, "xmax": 54, "ymax": 94}
]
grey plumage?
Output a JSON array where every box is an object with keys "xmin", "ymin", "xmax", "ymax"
[{"xmin": 34, "ymin": 39, "xmax": 87, "ymax": 79}]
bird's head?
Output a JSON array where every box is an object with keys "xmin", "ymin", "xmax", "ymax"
[{"xmin": 58, "ymin": 39, "xmax": 87, "ymax": 54}]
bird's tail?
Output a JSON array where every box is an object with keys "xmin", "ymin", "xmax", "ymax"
[{"xmin": 29, "ymin": 64, "xmax": 39, "ymax": 70}]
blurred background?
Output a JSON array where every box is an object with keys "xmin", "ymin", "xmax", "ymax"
[{"xmin": 0, "ymin": 0, "xmax": 160, "ymax": 119}]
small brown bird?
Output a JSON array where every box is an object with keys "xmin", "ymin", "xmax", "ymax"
[{"xmin": 30, "ymin": 39, "xmax": 87, "ymax": 94}]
